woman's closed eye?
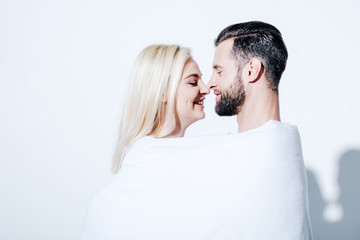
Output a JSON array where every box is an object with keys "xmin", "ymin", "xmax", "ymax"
[{"xmin": 188, "ymin": 80, "xmax": 198, "ymax": 86}]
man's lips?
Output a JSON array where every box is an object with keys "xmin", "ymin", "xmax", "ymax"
[{"xmin": 214, "ymin": 92, "xmax": 221, "ymax": 101}]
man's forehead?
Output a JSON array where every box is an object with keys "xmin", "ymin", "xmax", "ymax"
[
  {"xmin": 215, "ymin": 39, "xmax": 234, "ymax": 57},
  {"xmin": 213, "ymin": 39, "xmax": 235, "ymax": 66},
  {"xmin": 217, "ymin": 38, "xmax": 234, "ymax": 50}
]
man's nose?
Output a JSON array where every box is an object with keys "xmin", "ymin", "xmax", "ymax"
[{"xmin": 207, "ymin": 74, "xmax": 217, "ymax": 90}]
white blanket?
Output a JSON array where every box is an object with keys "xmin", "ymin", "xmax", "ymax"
[{"xmin": 81, "ymin": 120, "xmax": 312, "ymax": 239}]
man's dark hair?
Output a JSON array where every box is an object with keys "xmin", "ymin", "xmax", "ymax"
[{"xmin": 215, "ymin": 21, "xmax": 288, "ymax": 94}]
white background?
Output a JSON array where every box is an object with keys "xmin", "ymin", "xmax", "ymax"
[{"xmin": 1, "ymin": 0, "xmax": 359, "ymax": 239}]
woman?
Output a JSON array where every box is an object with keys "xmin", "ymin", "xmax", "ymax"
[
  {"xmin": 81, "ymin": 45, "xmax": 209, "ymax": 239},
  {"xmin": 111, "ymin": 44, "xmax": 209, "ymax": 173}
]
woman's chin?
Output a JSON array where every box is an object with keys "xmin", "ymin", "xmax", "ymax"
[
  {"xmin": 180, "ymin": 112, "xmax": 206, "ymax": 130},
  {"xmin": 192, "ymin": 112, "xmax": 206, "ymax": 123}
]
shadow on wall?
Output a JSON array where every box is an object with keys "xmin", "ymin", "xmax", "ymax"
[{"xmin": 307, "ymin": 150, "xmax": 360, "ymax": 240}]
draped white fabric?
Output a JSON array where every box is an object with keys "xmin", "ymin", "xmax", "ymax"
[{"xmin": 80, "ymin": 120, "xmax": 312, "ymax": 240}]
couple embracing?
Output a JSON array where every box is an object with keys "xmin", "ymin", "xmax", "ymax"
[{"xmin": 81, "ymin": 21, "xmax": 313, "ymax": 240}]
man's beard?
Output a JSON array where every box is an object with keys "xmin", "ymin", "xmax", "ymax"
[{"xmin": 215, "ymin": 75, "xmax": 246, "ymax": 116}]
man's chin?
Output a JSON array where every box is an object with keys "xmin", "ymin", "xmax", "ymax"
[{"xmin": 215, "ymin": 103, "xmax": 238, "ymax": 116}]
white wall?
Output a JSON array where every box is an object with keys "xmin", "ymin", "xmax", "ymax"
[{"xmin": 1, "ymin": 0, "xmax": 359, "ymax": 239}]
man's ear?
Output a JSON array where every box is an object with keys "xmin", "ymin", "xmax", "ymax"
[{"xmin": 247, "ymin": 58, "xmax": 263, "ymax": 83}]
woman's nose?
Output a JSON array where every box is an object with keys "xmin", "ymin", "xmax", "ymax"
[{"xmin": 199, "ymin": 80, "xmax": 210, "ymax": 94}]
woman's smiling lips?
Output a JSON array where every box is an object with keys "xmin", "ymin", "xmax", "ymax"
[{"xmin": 193, "ymin": 97, "xmax": 205, "ymax": 109}]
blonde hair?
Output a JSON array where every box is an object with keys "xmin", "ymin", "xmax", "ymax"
[{"xmin": 112, "ymin": 45, "xmax": 191, "ymax": 173}]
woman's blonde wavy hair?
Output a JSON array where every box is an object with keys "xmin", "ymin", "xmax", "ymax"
[{"xmin": 112, "ymin": 45, "xmax": 191, "ymax": 173}]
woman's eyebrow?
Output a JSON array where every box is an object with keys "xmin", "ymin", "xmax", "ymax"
[{"xmin": 184, "ymin": 73, "xmax": 202, "ymax": 79}]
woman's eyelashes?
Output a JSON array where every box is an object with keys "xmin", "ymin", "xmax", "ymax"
[{"xmin": 188, "ymin": 80, "xmax": 198, "ymax": 86}]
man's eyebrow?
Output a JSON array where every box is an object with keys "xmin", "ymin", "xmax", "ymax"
[
  {"xmin": 213, "ymin": 65, "xmax": 223, "ymax": 70},
  {"xmin": 184, "ymin": 73, "xmax": 202, "ymax": 79}
]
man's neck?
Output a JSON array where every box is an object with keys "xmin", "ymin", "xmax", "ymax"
[{"xmin": 237, "ymin": 90, "xmax": 280, "ymax": 133}]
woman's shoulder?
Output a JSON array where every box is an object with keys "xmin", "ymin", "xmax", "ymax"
[{"xmin": 120, "ymin": 136, "xmax": 158, "ymax": 168}]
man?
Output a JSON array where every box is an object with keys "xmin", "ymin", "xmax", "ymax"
[
  {"xmin": 208, "ymin": 21, "xmax": 286, "ymax": 132},
  {"xmin": 81, "ymin": 22, "xmax": 312, "ymax": 240},
  {"xmin": 205, "ymin": 21, "xmax": 313, "ymax": 238}
]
